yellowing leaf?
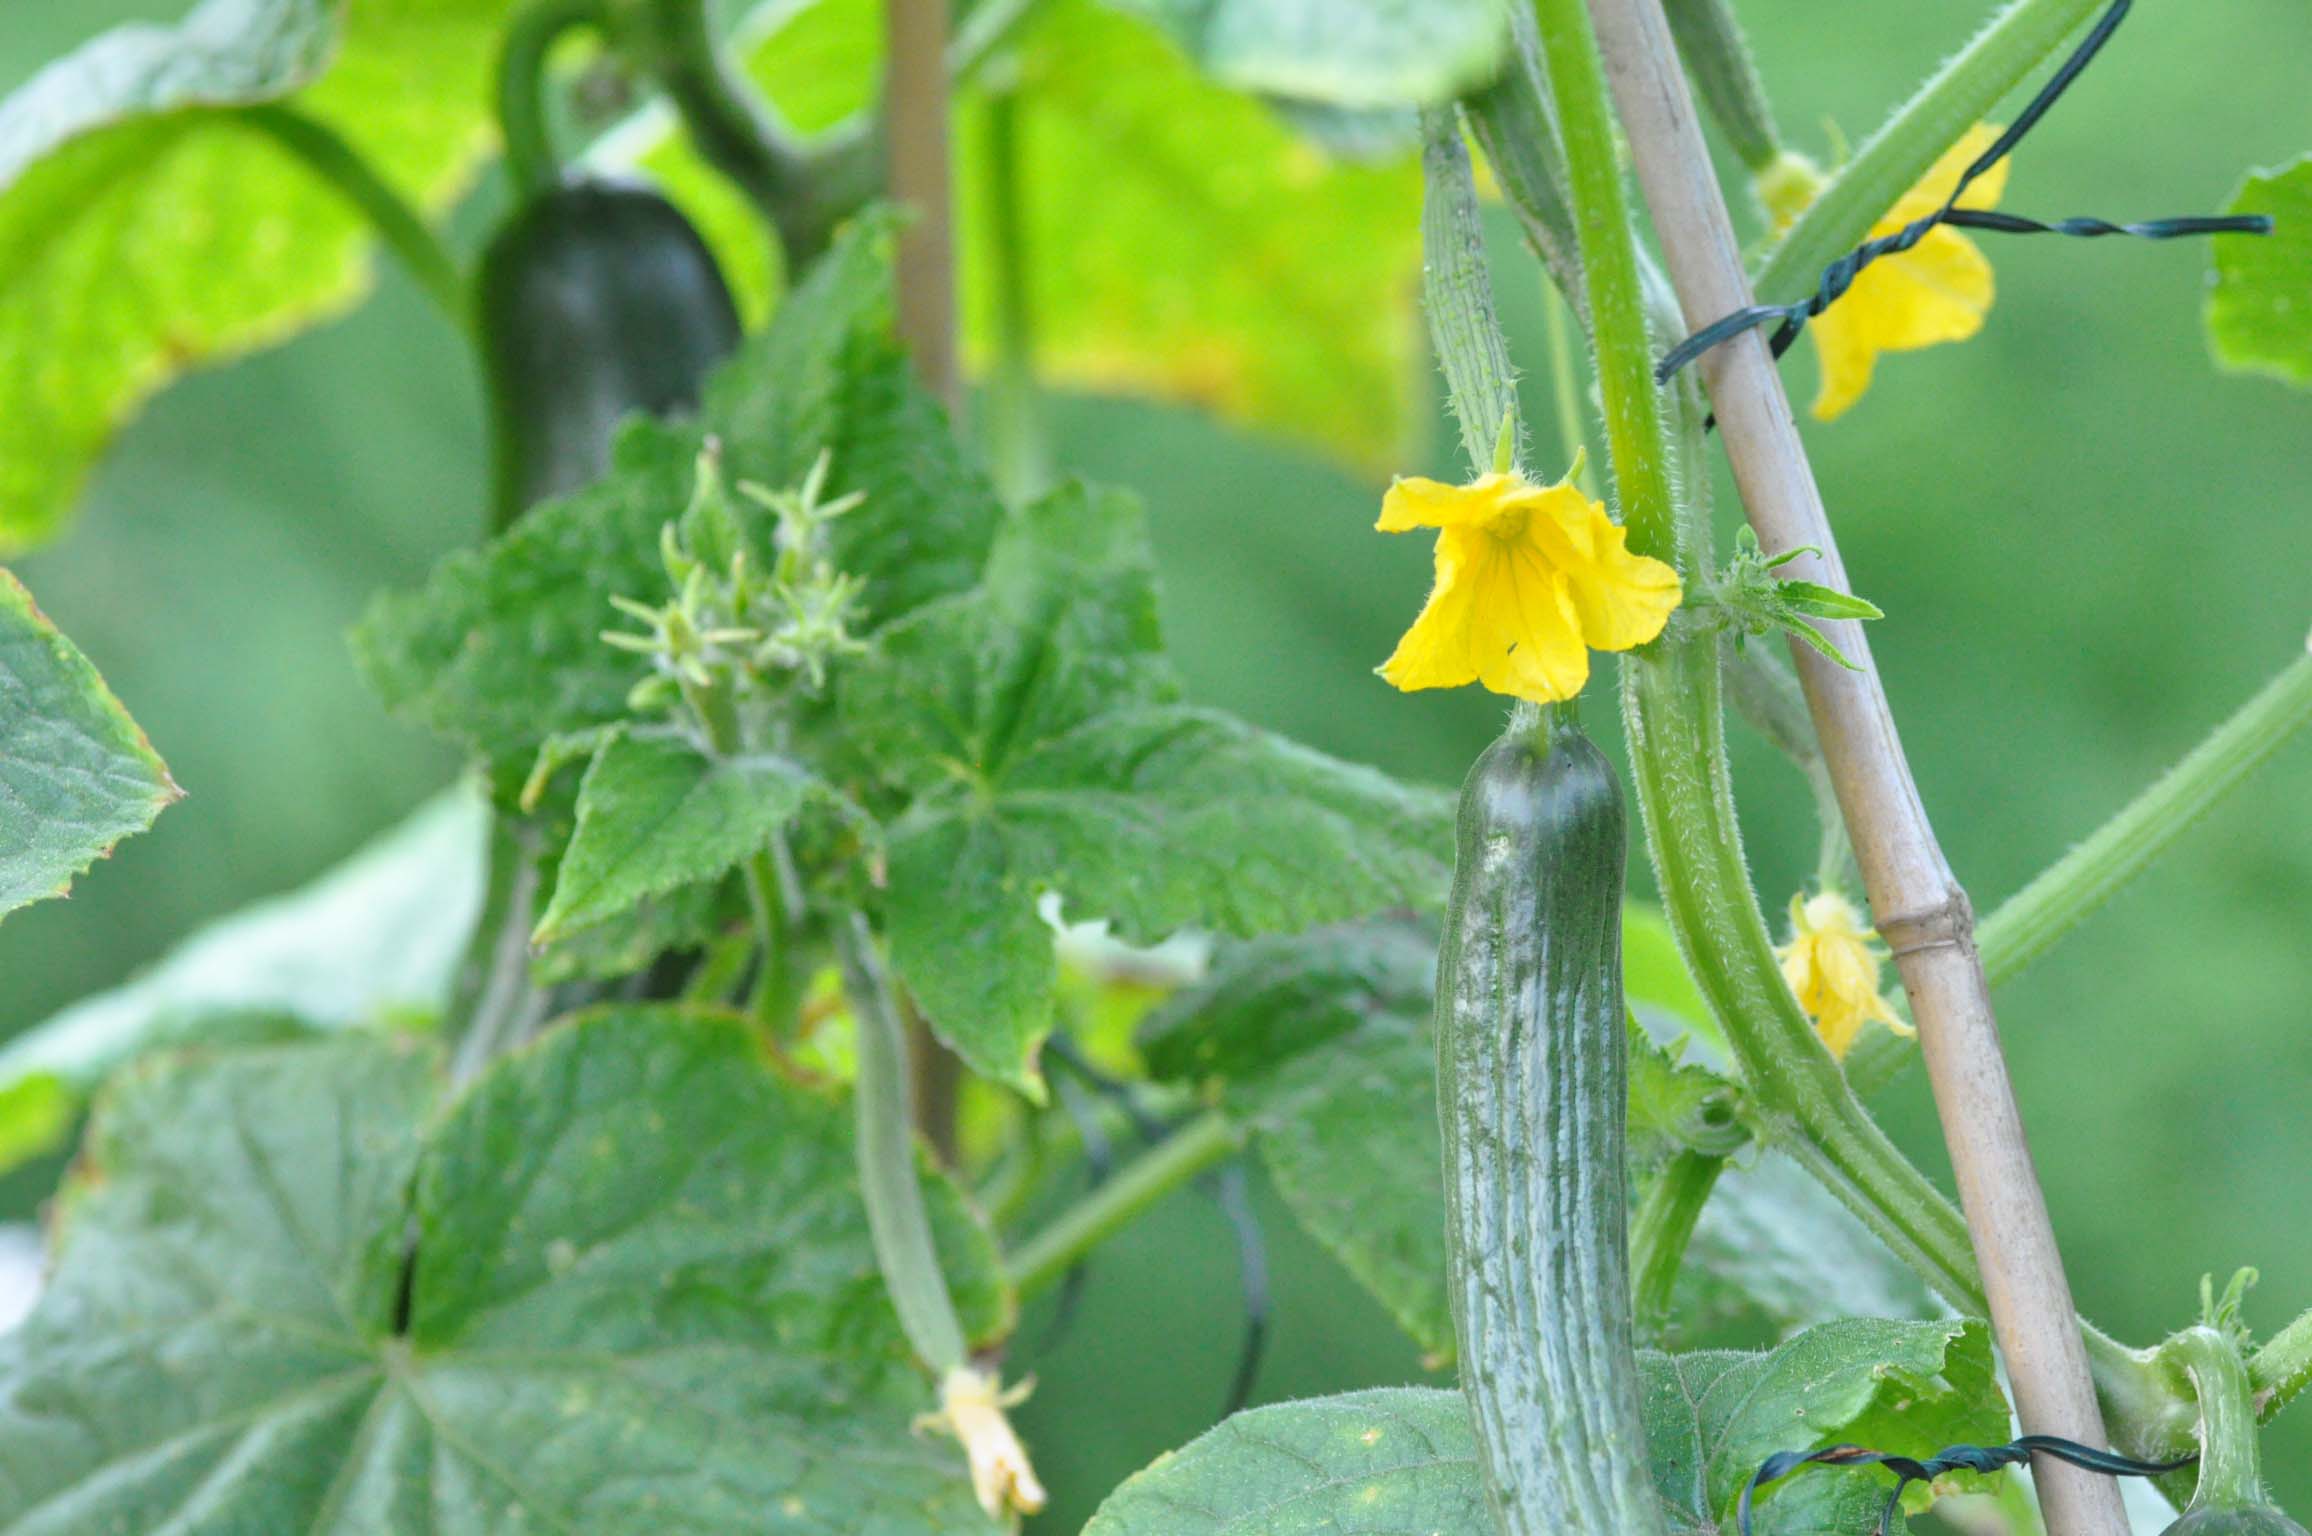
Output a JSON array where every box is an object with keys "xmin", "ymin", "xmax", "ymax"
[{"xmin": 0, "ymin": 0, "xmax": 514, "ymax": 551}]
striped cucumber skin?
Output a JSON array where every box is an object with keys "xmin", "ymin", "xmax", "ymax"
[{"xmin": 1437, "ymin": 724, "xmax": 1665, "ymax": 1536}]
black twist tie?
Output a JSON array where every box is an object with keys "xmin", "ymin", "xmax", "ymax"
[
  {"xmin": 1737, "ymin": 1434, "xmax": 2198, "ymax": 1536},
  {"xmin": 1656, "ymin": 0, "xmax": 2275, "ymax": 386}
]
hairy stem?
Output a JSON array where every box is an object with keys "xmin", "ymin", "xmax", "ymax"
[
  {"xmin": 1753, "ymin": 0, "xmax": 2102, "ymax": 304},
  {"xmin": 1630, "ymin": 1150, "xmax": 1725, "ymax": 1338},
  {"xmin": 2250, "ymin": 1307, "xmax": 2312, "ymax": 1423},
  {"xmin": 2165, "ymin": 1326, "xmax": 2264, "ymax": 1510},
  {"xmin": 1420, "ymin": 108, "xmax": 1524, "ymax": 469},
  {"xmin": 1661, "ymin": 0, "xmax": 1780, "ymax": 171},
  {"xmin": 1008, "ymin": 1112, "xmax": 1244, "ymax": 1301},
  {"xmin": 238, "ymin": 106, "xmax": 469, "ymax": 333},
  {"xmin": 1589, "ymin": 1, "xmax": 2130, "ymax": 1527},
  {"xmin": 837, "ymin": 911, "xmax": 969, "ymax": 1374}
]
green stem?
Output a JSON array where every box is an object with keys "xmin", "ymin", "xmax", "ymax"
[
  {"xmin": 1629, "ymin": 1150, "xmax": 1724, "ymax": 1338},
  {"xmin": 980, "ymin": 87, "xmax": 1049, "ymax": 502},
  {"xmin": 447, "ymin": 813, "xmax": 549, "ymax": 1085},
  {"xmin": 498, "ymin": 0, "xmax": 602, "ymax": 199},
  {"xmin": 632, "ymin": 0, "xmax": 840, "ymax": 264},
  {"xmin": 1008, "ymin": 1112, "xmax": 1244, "ymax": 1301},
  {"xmin": 237, "ymin": 105, "xmax": 469, "ymax": 333},
  {"xmin": 1529, "ymin": 0, "xmax": 1674, "ymax": 563},
  {"xmin": 2250, "ymin": 1307, "xmax": 2312, "ymax": 1423},
  {"xmin": 1753, "ymin": 0, "xmax": 2103, "ymax": 303},
  {"xmin": 1419, "ymin": 108, "xmax": 1523, "ymax": 470},
  {"xmin": 678, "ymin": 674, "xmax": 803, "ymax": 1038},
  {"xmin": 837, "ymin": 911, "xmax": 970, "ymax": 1373},
  {"xmin": 2165, "ymin": 1326, "xmax": 2264, "ymax": 1510},
  {"xmin": 1979, "ymin": 650, "xmax": 2312, "ymax": 989},
  {"xmin": 1661, "ymin": 0, "xmax": 1781, "ymax": 171},
  {"xmin": 1463, "ymin": 3, "xmax": 1585, "ymax": 312}
]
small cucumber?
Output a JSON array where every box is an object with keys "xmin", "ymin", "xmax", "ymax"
[
  {"xmin": 477, "ymin": 178, "xmax": 741, "ymax": 529},
  {"xmin": 1437, "ymin": 720, "xmax": 1666, "ymax": 1536}
]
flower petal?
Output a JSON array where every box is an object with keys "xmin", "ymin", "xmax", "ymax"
[
  {"xmin": 1377, "ymin": 471, "xmax": 1532, "ymax": 532},
  {"xmin": 1378, "ymin": 526, "xmax": 1489, "ymax": 691},
  {"xmin": 1528, "ymin": 494, "xmax": 1684, "ymax": 652},
  {"xmin": 1476, "ymin": 544, "xmax": 1590, "ymax": 702},
  {"xmin": 1883, "ymin": 123, "xmax": 2007, "ymax": 230},
  {"xmin": 1808, "ymin": 225, "xmax": 1991, "ymax": 419}
]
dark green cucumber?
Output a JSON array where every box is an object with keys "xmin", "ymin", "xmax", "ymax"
[
  {"xmin": 1437, "ymin": 721, "xmax": 1665, "ymax": 1536},
  {"xmin": 478, "ymin": 178, "xmax": 741, "ymax": 529}
]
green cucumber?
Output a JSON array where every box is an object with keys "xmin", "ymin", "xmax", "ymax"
[
  {"xmin": 2166, "ymin": 1509, "xmax": 2312, "ymax": 1536},
  {"xmin": 477, "ymin": 178, "xmax": 741, "ymax": 530},
  {"xmin": 1437, "ymin": 718, "xmax": 1667, "ymax": 1536}
]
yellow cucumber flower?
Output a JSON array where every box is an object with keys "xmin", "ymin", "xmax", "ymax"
[
  {"xmin": 1757, "ymin": 124, "xmax": 2010, "ymax": 421},
  {"xmin": 1776, "ymin": 890, "xmax": 1914, "ymax": 1060},
  {"xmin": 1375, "ymin": 462, "xmax": 1682, "ymax": 704}
]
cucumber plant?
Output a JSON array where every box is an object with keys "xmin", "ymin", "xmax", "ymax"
[{"xmin": 0, "ymin": 0, "xmax": 2308, "ymax": 1533}]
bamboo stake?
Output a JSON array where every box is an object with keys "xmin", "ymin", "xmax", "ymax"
[
  {"xmin": 1580, "ymin": 4, "xmax": 2129, "ymax": 1534},
  {"xmin": 886, "ymin": 0, "xmax": 959, "ymax": 410},
  {"xmin": 885, "ymin": 0, "xmax": 963, "ymax": 1155}
]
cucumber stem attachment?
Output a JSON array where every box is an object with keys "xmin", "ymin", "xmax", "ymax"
[
  {"xmin": 1630, "ymin": 1150, "xmax": 1725, "ymax": 1338},
  {"xmin": 836, "ymin": 911, "xmax": 1046, "ymax": 1519}
]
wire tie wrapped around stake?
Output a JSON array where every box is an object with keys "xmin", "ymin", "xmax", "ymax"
[
  {"xmin": 1657, "ymin": 0, "xmax": 2274, "ymax": 385},
  {"xmin": 1737, "ymin": 1434, "xmax": 2197, "ymax": 1536}
]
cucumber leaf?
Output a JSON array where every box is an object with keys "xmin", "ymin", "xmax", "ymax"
[
  {"xmin": 2207, "ymin": 157, "xmax": 2312, "ymax": 387},
  {"xmin": 842, "ymin": 484, "xmax": 1453, "ymax": 1096},
  {"xmin": 1082, "ymin": 1323, "xmax": 2008, "ymax": 1536},
  {"xmin": 532, "ymin": 729, "xmax": 822, "ymax": 942},
  {"xmin": 0, "ymin": 0, "xmax": 513, "ymax": 551},
  {"xmin": 0, "ymin": 1007, "xmax": 1010, "ymax": 1532},
  {"xmin": 0, "ymin": 568, "xmax": 177, "ymax": 919},
  {"xmin": 1082, "ymin": 1388, "xmax": 1489, "ymax": 1536}
]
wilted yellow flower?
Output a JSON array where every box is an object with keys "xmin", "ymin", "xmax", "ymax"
[
  {"xmin": 1757, "ymin": 124, "xmax": 2010, "ymax": 421},
  {"xmin": 1375, "ymin": 464, "xmax": 1682, "ymax": 704},
  {"xmin": 919, "ymin": 1367, "xmax": 1046, "ymax": 1519},
  {"xmin": 1776, "ymin": 891, "xmax": 1914, "ymax": 1060}
]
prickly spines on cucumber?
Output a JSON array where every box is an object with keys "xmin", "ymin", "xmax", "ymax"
[{"xmin": 1437, "ymin": 720, "xmax": 1667, "ymax": 1536}]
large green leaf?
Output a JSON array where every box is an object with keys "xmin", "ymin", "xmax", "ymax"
[
  {"xmin": 0, "ymin": 1007, "xmax": 1011, "ymax": 1532},
  {"xmin": 0, "ymin": 784, "xmax": 483, "ymax": 1174},
  {"xmin": 1107, "ymin": 0, "xmax": 1511, "ymax": 107},
  {"xmin": 0, "ymin": 0, "xmax": 513, "ymax": 551},
  {"xmin": 2207, "ymin": 157, "xmax": 2312, "ymax": 387},
  {"xmin": 1082, "ymin": 1388, "xmax": 1489, "ymax": 1536},
  {"xmin": 1082, "ymin": 1323, "xmax": 2008, "ymax": 1536},
  {"xmin": 1642, "ymin": 1318, "xmax": 2010, "ymax": 1536},
  {"xmin": 533, "ymin": 728, "xmax": 820, "ymax": 942},
  {"xmin": 0, "ymin": 568, "xmax": 176, "ymax": 918},
  {"xmin": 844, "ymin": 482, "xmax": 1452, "ymax": 1095},
  {"xmin": 354, "ymin": 222, "xmax": 998, "ymax": 775}
]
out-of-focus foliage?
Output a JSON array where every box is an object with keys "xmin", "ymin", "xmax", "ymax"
[{"xmin": 0, "ymin": 0, "xmax": 515, "ymax": 551}]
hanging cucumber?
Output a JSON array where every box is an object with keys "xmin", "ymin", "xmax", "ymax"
[
  {"xmin": 477, "ymin": 178, "xmax": 741, "ymax": 529},
  {"xmin": 1437, "ymin": 715, "xmax": 1667, "ymax": 1536},
  {"xmin": 2159, "ymin": 1328, "xmax": 2308, "ymax": 1536}
]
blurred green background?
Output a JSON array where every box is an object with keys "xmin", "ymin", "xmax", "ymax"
[{"xmin": 4, "ymin": 0, "xmax": 2308, "ymax": 1525}]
